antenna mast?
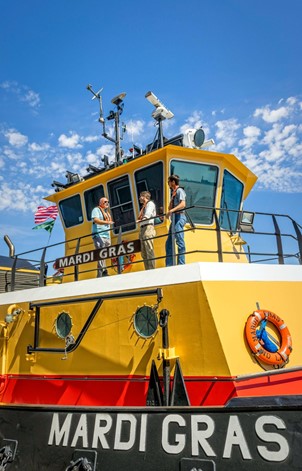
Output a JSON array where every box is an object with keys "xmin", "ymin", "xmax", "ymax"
[{"xmin": 87, "ymin": 84, "xmax": 126, "ymax": 166}]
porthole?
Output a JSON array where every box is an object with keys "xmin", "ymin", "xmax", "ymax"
[
  {"xmin": 55, "ymin": 311, "xmax": 72, "ymax": 339},
  {"xmin": 134, "ymin": 305, "xmax": 158, "ymax": 339}
]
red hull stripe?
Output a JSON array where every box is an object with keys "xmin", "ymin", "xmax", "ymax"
[{"xmin": 1, "ymin": 371, "xmax": 302, "ymax": 406}]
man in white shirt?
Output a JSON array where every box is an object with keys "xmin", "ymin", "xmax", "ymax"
[{"xmin": 137, "ymin": 191, "xmax": 156, "ymax": 270}]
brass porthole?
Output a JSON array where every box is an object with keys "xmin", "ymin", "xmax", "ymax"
[
  {"xmin": 55, "ymin": 311, "xmax": 73, "ymax": 339},
  {"xmin": 133, "ymin": 305, "xmax": 158, "ymax": 339}
]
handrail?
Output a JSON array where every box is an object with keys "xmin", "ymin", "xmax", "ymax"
[{"xmin": 4, "ymin": 206, "xmax": 302, "ymax": 291}]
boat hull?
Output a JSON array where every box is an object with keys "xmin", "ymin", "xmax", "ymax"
[{"xmin": 0, "ymin": 399, "xmax": 301, "ymax": 470}]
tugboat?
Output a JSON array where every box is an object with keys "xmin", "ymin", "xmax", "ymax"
[{"xmin": 0, "ymin": 88, "xmax": 301, "ymax": 470}]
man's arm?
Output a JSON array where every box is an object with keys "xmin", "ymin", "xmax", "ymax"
[
  {"xmin": 166, "ymin": 200, "xmax": 185, "ymax": 218},
  {"xmin": 93, "ymin": 217, "xmax": 111, "ymax": 225}
]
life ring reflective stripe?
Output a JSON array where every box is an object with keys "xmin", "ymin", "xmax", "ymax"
[{"xmin": 245, "ymin": 310, "xmax": 292, "ymax": 367}]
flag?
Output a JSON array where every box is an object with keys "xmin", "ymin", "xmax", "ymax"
[
  {"xmin": 32, "ymin": 220, "xmax": 55, "ymax": 233},
  {"xmin": 34, "ymin": 205, "xmax": 58, "ymax": 224}
]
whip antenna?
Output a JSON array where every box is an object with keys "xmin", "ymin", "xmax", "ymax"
[{"xmin": 87, "ymin": 84, "xmax": 126, "ymax": 166}]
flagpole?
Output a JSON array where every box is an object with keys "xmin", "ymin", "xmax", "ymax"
[{"xmin": 47, "ymin": 231, "xmax": 52, "ymax": 246}]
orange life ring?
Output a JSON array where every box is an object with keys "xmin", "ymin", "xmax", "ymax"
[
  {"xmin": 245, "ymin": 310, "xmax": 292, "ymax": 368},
  {"xmin": 53, "ymin": 262, "xmax": 64, "ymax": 276},
  {"xmin": 111, "ymin": 240, "xmax": 135, "ymax": 273}
]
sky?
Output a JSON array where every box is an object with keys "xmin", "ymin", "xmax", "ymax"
[{"xmin": 0, "ymin": 0, "xmax": 301, "ymax": 260}]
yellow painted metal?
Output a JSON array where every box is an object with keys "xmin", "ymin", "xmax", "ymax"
[
  {"xmin": 158, "ymin": 347, "xmax": 178, "ymax": 360},
  {"xmin": 0, "ymin": 272, "xmax": 300, "ymax": 380},
  {"xmin": 44, "ymin": 145, "xmax": 257, "ymax": 280}
]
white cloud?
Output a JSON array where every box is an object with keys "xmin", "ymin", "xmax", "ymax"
[
  {"xmin": 286, "ymin": 97, "xmax": 297, "ymax": 106},
  {"xmin": 21, "ymin": 90, "xmax": 40, "ymax": 109},
  {"xmin": 4, "ymin": 129, "xmax": 28, "ymax": 147},
  {"xmin": 214, "ymin": 118, "xmax": 240, "ymax": 151},
  {"xmin": 126, "ymin": 119, "xmax": 145, "ymax": 138},
  {"xmin": 258, "ymin": 123, "xmax": 299, "ymax": 164},
  {"xmin": 0, "ymin": 81, "xmax": 40, "ymax": 111},
  {"xmin": 50, "ymin": 160, "xmax": 67, "ymax": 174},
  {"xmin": 83, "ymin": 135, "xmax": 99, "ymax": 143},
  {"xmin": 0, "ymin": 181, "xmax": 46, "ymax": 212},
  {"xmin": 58, "ymin": 132, "xmax": 82, "ymax": 149},
  {"xmin": 86, "ymin": 151, "xmax": 99, "ymax": 165},
  {"xmin": 180, "ymin": 111, "xmax": 203, "ymax": 133},
  {"xmin": 3, "ymin": 146, "xmax": 19, "ymax": 159},
  {"xmin": 262, "ymin": 124, "xmax": 297, "ymax": 145},
  {"xmin": 29, "ymin": 142, "xmax": 50, "ymax": 151},
  {"xmin": 0, "ymin": 81, "xmax": 12, "ymax": 90},
  {"xmin": 254, "ymin": 105, "xmax": 289, "ymax": 123},
  {"xmin": 96, "ymin": 144, "xmax": 115, "ymax": 164},
  {"xmin": 239, "ymin": 126, "xmax": 261, "ymax": 148}
]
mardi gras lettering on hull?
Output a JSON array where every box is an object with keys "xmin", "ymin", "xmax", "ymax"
[{"xmin": 48, "ymin": 412, "xmax": 289, "ymax": 462}]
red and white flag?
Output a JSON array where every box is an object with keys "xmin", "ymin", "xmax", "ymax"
[{"xmin": 34, "ymin": 205, "xmax": 58, "ymax": 224}]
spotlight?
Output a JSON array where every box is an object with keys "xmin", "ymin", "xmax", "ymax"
[
  {"xmin": 102, "ymin": 155, "xmax": 110, "ymax": 169},
  {"xmin": 51, "ymin": 180, "xmax": 67, "ymax": 192},
  {"xmin": 65, "ymin": 171, "xmax": 82, "ymax": 184},
  {"xmin": 182, "ymin": 129, "xmax": 215, "ymax": 149},
  {"xmin": 86, "ymin": 164, "xmax": 102, "ymax": 173}
]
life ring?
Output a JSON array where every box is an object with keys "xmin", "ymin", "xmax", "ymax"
[
  {"xmin": 111, "ymin": 240, "xmax": 135, "ymax": 273},
  {"xmin": 245, "ymin": 310, "xmax": 292, "ymax": 368},
  {"xmin": 53, "ymin": 262, "xmax": 64, "ymax": 277}
]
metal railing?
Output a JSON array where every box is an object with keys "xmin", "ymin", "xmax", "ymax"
[{"xmin": 4, "ymin": 206, "xmax": 302, "ymax": 292}]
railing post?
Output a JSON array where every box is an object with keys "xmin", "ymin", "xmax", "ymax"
[
  {"xmin": 213, "ymin": 209, "xmax": 223, "ymax": 262},
  {"xmin": 10, "ymin": 257, "xmax": 17, "ymax": 292},
  {"xmin": 171, "ymin": 214, "xmax": 176, "ymax": 266},
  {"xmin": 272, "ymin": 215, "xmax": 284, "ymax": 264},
  {"xmin": 117, "ymin": 226, "xmax": 123, "ymax": 274},
  {"xmin": 292, "ymin": 220, "xmax": 302, "ymax": 265},
  {"xmin": 39, "ymin": 247, "xmax": 47, "ymax": 287},
  {"xmin": 74, "ymin": 238, "xmax": 81, "ymax": 281}
]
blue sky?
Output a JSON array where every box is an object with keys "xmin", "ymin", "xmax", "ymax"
[{"xmin": 0, "ymin": 0, "xmax": 301, "ymax": 258}]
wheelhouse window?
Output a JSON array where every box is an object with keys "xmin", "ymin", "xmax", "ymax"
[
  {"xmin": 59, "ymin": 194, "xmax": 83, "ymax": 228},
  {"xmin": 84, "ymin": 185, "xmax": 105, "ymax": 221},
  {"xmin": 134, "ymin": 162, "xmax": 164, "ymax": 223},
  {"xmin": 219, "ymin": 170, "xmax": 244, "ymax": 231},
  {"xmin": 108, "ymin": 175, "xmax": 135, "ymax": 234},
  {"xmin": 170, "ymin": 160, "xmax": 218, "ymax": 224}
]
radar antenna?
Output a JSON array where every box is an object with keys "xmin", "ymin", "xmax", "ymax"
[
  {"xmin": 87, "ymin": 84, "xmax": 126, "ymax": 166},
  {"xmin": 145, "ymin": 91, "xmax": 174, "ymax": 150}
]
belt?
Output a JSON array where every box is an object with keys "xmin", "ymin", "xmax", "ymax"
[{"xmin": 141, "ymin": 223, "xmax": 154, "ymax": 227}]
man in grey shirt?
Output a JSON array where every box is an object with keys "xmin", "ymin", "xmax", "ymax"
[{"xmin": 166, "ymin": 175, "xmax": 187, "ymax": 266}]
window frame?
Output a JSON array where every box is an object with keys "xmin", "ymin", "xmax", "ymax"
[
  {"xmin": 219, "ymin": 168, "xmax": 244, "ymax": 232},
  {"xmin": 106, "ymin": 173, "xmax": 136, "ymax": 235},
  {"xmin": 134, "ymin": 160, "xmax": 165, "ymax": 221},
  {"xmin": 169, "ymin": 157, "xmax": 220, "ymax": 226},
  {"xmin": 59, "ymin": 193, "xmax": 84, "ymax": 229},
  {"xmin": 84, "ymin": 184, "xmax": 105, "ymax": 221}
]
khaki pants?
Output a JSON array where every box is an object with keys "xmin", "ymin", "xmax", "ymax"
[{"xmin": 140, "ymin": 224, "xmax": 156, "ymax": 270}]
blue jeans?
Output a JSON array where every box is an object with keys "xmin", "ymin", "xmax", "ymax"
[{"xmin": 165, "ymin": 214, "xmax": 186, "ymax": 266}]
